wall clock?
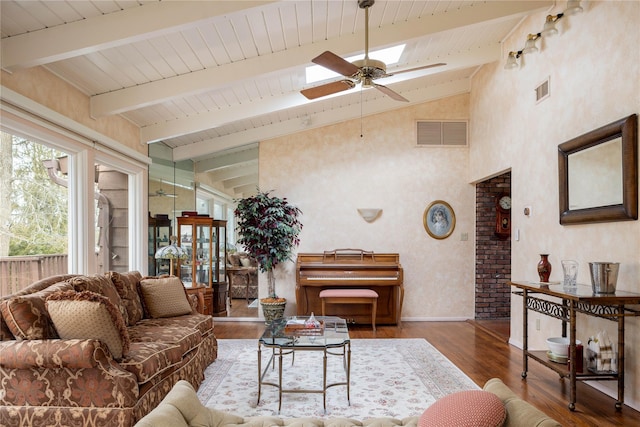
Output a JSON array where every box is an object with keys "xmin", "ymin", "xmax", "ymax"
[{"xmin": 495, "ymin": 194, "xmax": 511, "ymax": 239}]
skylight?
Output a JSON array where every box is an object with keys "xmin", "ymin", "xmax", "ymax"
[{"xmin": 305, "ymin": 44, "xmax": 406, "ymax": 84}]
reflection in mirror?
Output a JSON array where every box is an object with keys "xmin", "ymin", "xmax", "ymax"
[
  {"xmin": 148, "ymin": 143, "xmax": 195, "ymax": 229},
  {"xmin": 568, "ymin": 138, "xmax": 623, "ymax": 210},
  {"xmin": 558, "ymin": 114, "xmax": 638, "ymax": 225}
]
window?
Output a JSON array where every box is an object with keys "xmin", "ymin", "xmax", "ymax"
[
  {"xmin": 1, "ymin": 103, "xmax": 147, "ymax": 277},
  {"xmin": 1, "ymin": 132, "xmax": 69, "ymax": 255},
  {"xmin": 195, "ymin": 184, "xmax": 235, "ymax": 248}
]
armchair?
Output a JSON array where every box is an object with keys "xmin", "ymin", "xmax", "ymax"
[{"xmin": 226, "ymin": 253, "xmax": 258, "ymax": 304}]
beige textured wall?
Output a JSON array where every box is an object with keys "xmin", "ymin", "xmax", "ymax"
[
  {"xmin": 469, "ymin": 1, "xmax": 640, "ymax": 407},
  {"xmin": 260, "ymin": 93, "xmax": 475, "ymax": 320},
  {"xmin": 1, "ymin": 67, "xmax": 141, "ymax": 153}
]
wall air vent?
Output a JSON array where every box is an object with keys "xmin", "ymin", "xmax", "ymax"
[
  {"xmin": 536, "ymin": 77, "xmax": 550, "ymax": 103},
  {"xmin": 416, "ymin": 121, "xmax": 468, "ymax": 147}
]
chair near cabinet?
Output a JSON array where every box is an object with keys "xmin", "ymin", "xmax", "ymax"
[{"xmin": 227, "ymin": 253, "xmax": 258, "ymax": 305}]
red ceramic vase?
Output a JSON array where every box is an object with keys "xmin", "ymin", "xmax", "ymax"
[{"xmin": 537, "ymin": 254, "xmax": 552, "ymax": 282}]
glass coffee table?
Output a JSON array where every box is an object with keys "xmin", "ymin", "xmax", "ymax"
[{"xmin": 257, "ymin": 316, "xmax": 350, "ymax": 412}]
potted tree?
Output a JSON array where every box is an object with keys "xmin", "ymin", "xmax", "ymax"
[{"xmin": 234, "ymin": 190, "xmax": 303, "ymax": 323}]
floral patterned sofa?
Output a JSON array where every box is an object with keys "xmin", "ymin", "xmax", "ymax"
[{"xmin": 0, "ymin": 271, "xmax": 217, "ymax": 427}]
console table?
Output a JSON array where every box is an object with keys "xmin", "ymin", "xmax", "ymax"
[{"xmin": 510, "ymin": 281, "xmax": 640, "ymax": 411}]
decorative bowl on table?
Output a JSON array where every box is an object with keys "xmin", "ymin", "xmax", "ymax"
[
  {"xmin": 546, "ymin": 337, "xmax": 582, "ymax": 357},
  {"xmin": 546, "ymin": 351, "xmax": 568, "ymax": 364}
]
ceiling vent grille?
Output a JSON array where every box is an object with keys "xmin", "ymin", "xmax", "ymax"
[
  {"xmin": 536, "ymin": 77, "xmax": 550, "ymax": 103},
  {"xmin": 416, "ymin": 121, "xmax": 468, "ymax": 147}
]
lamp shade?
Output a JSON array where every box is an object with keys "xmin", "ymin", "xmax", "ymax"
[
  {"xmin": 155, "ymin": 236, "xmax": 188, "ymax": 276},
  {"xmin": 154, "ymin": 244, "xmax": 187, "ymax": 260},
  {"xmin": 541, "ymin": 16, "xmax": 558, "ymax": 36},
  {"xmin": 565, "ymin": 0, "xmax": 583, "ymax": 15},
  {"xmin": 504, "ymin": 52, "xmax": 519, "ymax": 70},
  {"xmin": 522, "ymin": 35, "xmax": 538, "ymax": 54}
]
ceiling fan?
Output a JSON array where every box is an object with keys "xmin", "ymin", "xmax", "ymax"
[
  {"xmin": 301, "ymin": 0, "xmax": 446, "ymax": 102},
  {"xmin": 150, "ymin": 188, "xmax": 177, "ymax": 198}
]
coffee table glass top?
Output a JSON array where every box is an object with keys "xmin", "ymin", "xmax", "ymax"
[{"xmin": 259, "ymin": 316, "xmax": 350, "ymax": 348}]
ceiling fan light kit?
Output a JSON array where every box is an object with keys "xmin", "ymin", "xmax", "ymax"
[{"xmin": 301, "ymin": 0, "xmax": 444, "ymax": 103}]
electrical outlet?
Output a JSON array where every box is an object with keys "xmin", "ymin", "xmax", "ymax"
[
  {"xmin": 536, "ymin": 319, "xmax": 540, "ymax": 331},
  {"xmin": 461, "ymin": 233, "xmax": 468, "ymax": 241}
]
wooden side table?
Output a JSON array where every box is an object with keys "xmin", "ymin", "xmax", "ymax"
[{"xmin": 510, "ymin": 281, "xmax": 640, "ymax": 411}]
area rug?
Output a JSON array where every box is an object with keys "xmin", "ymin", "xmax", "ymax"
[{"xmin": 197, "ymin": 338, "xmax": 479, "ymax": 419}]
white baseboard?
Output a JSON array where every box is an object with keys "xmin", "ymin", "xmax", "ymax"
[
  {"xmin": 214, "ymin": 317, "xmax": 263, "ymax": 322},
  {"xmin": 215, "ymin": 316, "xmax": 474, "ymax": 323},
  {"xmin": 585, "ymin": 381, "xmax": 640, "ymax": 412},
  {"xmin": 401, "ymin": 316, "xmax": 473, "ymax": 322}
]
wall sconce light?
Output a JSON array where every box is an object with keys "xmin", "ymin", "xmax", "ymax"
[
  {"xmin": 358, "ymin": 208, "xmax": 382, "ymax": 223},
  {"xmin": 504, "ymin": 0, "xmax": 582, "ymax": 70}
]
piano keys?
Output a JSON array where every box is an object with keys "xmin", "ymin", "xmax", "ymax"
[{"xmin": 296, "ymin": 249, "xmax": 403, "ymax": 325}]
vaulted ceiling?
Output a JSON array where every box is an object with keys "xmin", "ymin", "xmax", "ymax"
[{"xmin": 0, "ymin": 0, "xmax": 551, "ymax": 196}]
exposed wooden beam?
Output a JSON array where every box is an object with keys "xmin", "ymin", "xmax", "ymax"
[
  {"xmin": 1, "ymin": 1, "xmax": 276, "ymax": 72},
  {"xmin": 234, "ymin": 184, "xmax": 260, "ymax": 197},
  {"xmin": 223, "ymin": 174, "xmax": 259, "ymax": 190},
  {"xmin": 143, "ymin": 43, "xmax": 495, "ymax": 145},
  {"xmin": 174, "ymin": 78, "xmax": 471, "ymax": 161},
  {"xmin": 91, "ymin": 1, "xmax": 549, "ymax": 117},
  {"xmin": 195, "ymin": 148, "xmax": 259, "ymax": 174},
  {"xmin": 204, "ymin": 163, "xmax": 259, "ymax": 183}
]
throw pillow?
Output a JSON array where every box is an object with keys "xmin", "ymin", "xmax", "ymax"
[
  {"xmin": 240, "ymin": 257, "xmax": 251, "ymax": 267},
  {"xmin": 228, "ymin": 254, "xmax": 241, "ymax": 267},
  {"xmin": 139, "ymin": 276, "xmax": 192, "ymax": 318},
  {"xmin": 68, "ymin": 274, "xmax": 128, "ymax": 322},
  {"xmin": 46, "ymin": 290, "xmax": 130, "ymax": 360},
  {"xmin": 418, "ymin": 390, "xmax": 506, "ymax": 427},
  {"xmin": 106, "ymin": 271, "xmax": 144, "ymax": 326},
  {"xmin": 0, "ymin": 281, "xmax": 73, "ymax": 340}
]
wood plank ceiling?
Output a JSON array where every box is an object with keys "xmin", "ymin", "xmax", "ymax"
[{"xmin": 1, "ymin": 1, "xmax": 551, "ymax": 196}]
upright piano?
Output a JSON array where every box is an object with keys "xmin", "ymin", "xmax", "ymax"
[{"xmin": 296, "ymin": 249, "xmax": 403, "ymax": 325}]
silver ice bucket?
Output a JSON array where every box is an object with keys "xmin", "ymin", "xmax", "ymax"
[{"xmin": 589, "ymin": 262, "xmax": 620, "ymax": 294}]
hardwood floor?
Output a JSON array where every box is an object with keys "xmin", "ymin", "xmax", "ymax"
[
  {"xmin": 212, "ymin": 319, "xmax": 640, "ymax": 427},
  {"xmin": 226, "ymin": 298, "xmax": 259, "ymax": 317}
]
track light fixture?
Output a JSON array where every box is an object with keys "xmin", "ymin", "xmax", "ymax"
[
  {"xmin": 504, "ymin": 0, "xmax": 583, "ymax": 70},
  {"xmin": 522, "ymin": 33, "xmax": 540, "ymax": 54},
  {"xmin": 504, "ymin": 51, "xmax": 520, "ymax": 69},
  {"xmin": 565, "ymin": 0, "xmax": 584, "ymax": 15},
  {"xmin": 541, "ymin": 14, "xmax": 563, "ymax": 36}
]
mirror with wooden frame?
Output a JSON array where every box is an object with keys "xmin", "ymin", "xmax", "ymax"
[{"xmin": 558, "ymin": 114, "xmax": 637, "ymax": 225}]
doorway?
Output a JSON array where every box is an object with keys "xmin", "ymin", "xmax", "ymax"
[{"xmin": 475, "ymin": 172, "xmax": 511, "ymax": 320}]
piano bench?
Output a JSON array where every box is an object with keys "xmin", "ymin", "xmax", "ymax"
[{"xmin": 319, "ymin": 289, "xmax": 379, "ymax": 331}]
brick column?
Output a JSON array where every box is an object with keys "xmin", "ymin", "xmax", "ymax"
[{"xmin": 475, "ymin": 172, "xmax": 511, "ymax": 319}]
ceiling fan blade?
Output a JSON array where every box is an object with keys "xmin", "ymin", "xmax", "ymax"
[
  {"xmin": 373, "ymin": 83, "xmax": 409, "ymax": 102},
  {"xmin": 312, "ymin": 51, "xmax": 360, "ymax": 77},
  {"xmin": 387, "ymin": 62, "xmax": 446, "ymax": 76},
  {"xmin": 152, "ymin": 189, "xmax": 178, "ymax": 198},
  {"xmin": 301, "ymin": 80, "xmax": 356, "ymax": 100}
]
